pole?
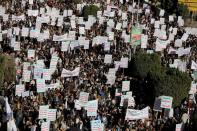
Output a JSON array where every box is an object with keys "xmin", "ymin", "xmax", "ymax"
[{"xmin": 137, "ymin": 0, "xmax": 140, "ymax": 24}]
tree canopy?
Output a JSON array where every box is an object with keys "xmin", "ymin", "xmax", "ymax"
[
  {"xmin": 0, "ymin": 54, "xmax": 15, "ymax": 88},
  {"xmin": 129, "ymin": 52, "xmax": 192, "ymax": 106},
  {"xmin": 73, "ymin": 0, "xmax": 81, "ymax": 4},
  {"xmin": 82, "ymin": 5, "xmax": 100, "ymax": 18},
  {"xmin": 158, "ymin": 0, "xmax": 189, "ymax": 18}
]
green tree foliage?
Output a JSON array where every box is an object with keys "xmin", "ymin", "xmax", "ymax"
[
  {"xmin": 160, "ymin": 0, "xmax": 176, "ymax": 14},
  {"xmin": 73, "ymin": 0, "xmax": 81, "ymax": 4},
  {"xmin": 130, "ymin": 52, "xmax": 192, "ymax": 106},
  {"xmin": 177, "ymin": 3, "xmax": 190, "ymax": 18},
  {"xmin": 152, "ymin": 68, "xmax": 191, "ymax": 106},
  {"xmin": 82, "ymin": 5, "xmax": 100, "ymax": 18},
  {"xmin": 130, "ymin": 53, "xmax": 164, "ymax": 79},
  {"xmin": 0, "ymin": 54, "xmax": 15, "ymax": 88},
  {"xmin": 159, "ymin": 0, "xmax": 189, "ymax": 18}
]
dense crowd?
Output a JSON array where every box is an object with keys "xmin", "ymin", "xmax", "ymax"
[{"xmin": 0, "ymin": 0, "xmax": 197, "ymax": 131}]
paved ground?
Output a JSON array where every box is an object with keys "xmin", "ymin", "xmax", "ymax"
[{"xmin": 185, "ymin": 18, "xmax": 197, "ymax": 27}]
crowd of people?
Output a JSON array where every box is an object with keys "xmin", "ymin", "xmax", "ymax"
[{"xmin": 0, "ymin": 0, "xmax": 197, "ymax": 131}]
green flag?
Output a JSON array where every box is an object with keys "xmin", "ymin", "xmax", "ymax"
[{"xmin": 130, "ymin": 25, "xmax": 142, "ymax": 46}]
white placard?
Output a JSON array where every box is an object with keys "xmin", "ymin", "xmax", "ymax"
[
  {"xmin": 15, "ymin": 85, "xmax": 25, "ymax": 96},
  {"xmin": 21, "ymin": 27, "xmax": 29, "ymax": 37},
  {"xmin": 120, "ymin": 57, "xmax": 128, "ymax": 68},
  {"xmin": 87, "ymin": 100, "xmax": 98, "ymax": 117},
  {"xmin": 122, "ymin": 81, "xmax": 130, "ymax": 92},
  {"xmin": 79, "ymin": 92, "xmax": 89, "ymax": 106},
  {"xmin": 39, "ymin": 105, "xmax": 49, "ymax": 119},
  {"xmin": 37, "ymin": 79, "xmax": 46, "ymax": 93},
  {"xmin": 160, "ymin": 96, "xmax": 173, "ymax": 109},
  {"xmin": 141, "ymin": 34, "xmax": 148, "ymax": 48},
  {"xmin": 28, "ymin": 49, "xmax": 35, "ymax": 59},
  {"xmin": 47, "ymin": 109, "xmax": 57, "ymax": 121},
  {"xmin": 104, "ymin": 54, "xmax": 112, "ymax": 64},
  {"xmin": 159, "ymin": 9, "xmax": 165, "ymax": 17},
  {"xmin": 61, "ymin": 41, "xmax": 70, "ymax": 52}
]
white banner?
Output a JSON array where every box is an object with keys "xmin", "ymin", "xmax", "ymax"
[
  {"xmin": 53, "ymin": 34, "xmax": 68, "ymax": 41},
  {"xmin": 12, "ymin": 15, "xmax": 25, "ymax": 21},
  {"xmin": 28, "ymin": 10, "xmax": 39, "ymax": 16},
  {"xmin": 125, "ymin": 107, "xmax": 149, "ymax": 120},
  {"xmin": 61, "ymin": 67, "xmax": 80, "ymax": 77},
  {"xmin": 177, "ymin": 47, "xmax": 191, "ymax": 57}
]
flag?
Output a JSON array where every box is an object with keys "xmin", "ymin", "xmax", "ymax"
[{"xmin": 130, "ymin": 25, "xmax": 142, "ymax": 46}]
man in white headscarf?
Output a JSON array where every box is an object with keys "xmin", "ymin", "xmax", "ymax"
[{"xmin": 5, "ymin": 97, "xmax": 17, "ymax": 131}]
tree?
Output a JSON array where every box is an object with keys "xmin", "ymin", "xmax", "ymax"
[
  {"xmin": 129, "ymin": 52, "xmax": 192, "ymax": 106},
  {"xmin": 160, "ymin": 0, "xmax": 177, "ymax": 15},
  {"xmin": 130, "ymin": 52, "xmax": 164, "ymax": 79},
  {"xmin": 0, "ymin": 54, "xmax": 15, "ymax": 88},
  {"xmin": 177, "ymin": 3, "xmax": 190, "ymax": 18},
  {"xmin": 73, "ymin": 0, "xmax": 82, "ymax": 4},
  {"xmin": 158, "ymin": 0, "xmax": 189, "ymax": 18},
  {"xmin": 151, "ymin": 68, "xmax": 191, "ymax": 106},
  {"xmin": 82, "ymin": 5, "xmax": 100, "ymax": 18}
]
